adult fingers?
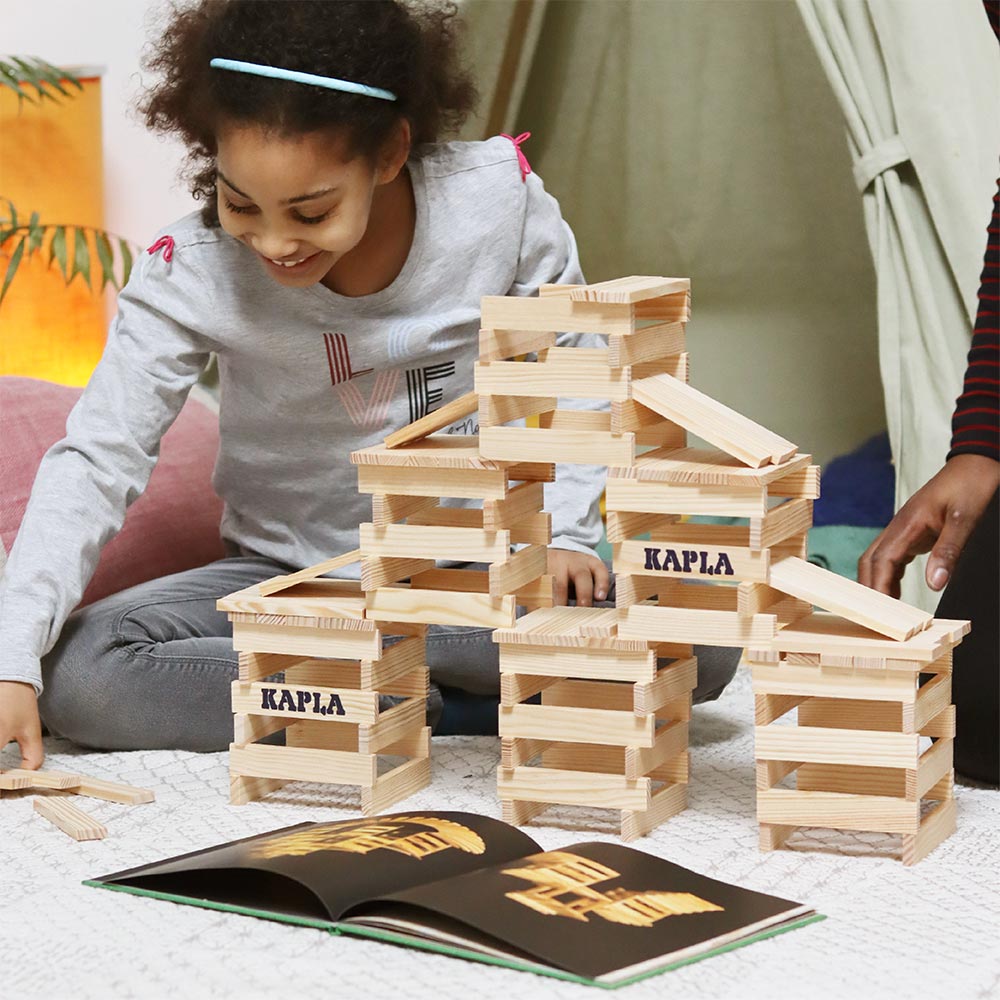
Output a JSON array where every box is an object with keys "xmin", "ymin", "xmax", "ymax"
[
  {"xmin": 858, "ymin": 515, "xmax": 931, "ymax": 598},
  {"xmin": 926, "ymin": 503, "xmax": 978, "ymax": 592}
]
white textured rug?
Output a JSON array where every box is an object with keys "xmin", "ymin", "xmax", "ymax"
[{"xmin": 3, "ymin": 669, "xmax": 998, "ymax": 1000}]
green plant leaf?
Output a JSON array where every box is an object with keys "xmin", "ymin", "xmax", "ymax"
[
  {"xmin": 95, "ymin": 231, "xmax": 115, "ymax": 290},
  {"xmin": 70, "ymin": 227, "xmax": 91, "ymax": 287},
  {"xmin": 27, "ymin": 211, "xmax": 42, "ymax": 253},
  {"xmin": 8, "ymin": 56, "xmax": 49, "ymax": 102},
  {"xmin": 5, "ymin": 199, "xmax": 18, "ymax": 229},
  {"xmin": 13, "ymin": 57, "xmax": 70, "ymax": 99},
  {"xmin": 119, "ymin": 238, "xmax": 133, "ymax": 287},
  {"xmin": 0, "ymin": 234, "xmax": 26, "ymax": 305},
  {"xmin": 0, "ymin": 65, "xmax": 33, "ymax": 104},
  {"xmin": 50, "ymin": 225, "xmax": 67, "ymax": 278}
]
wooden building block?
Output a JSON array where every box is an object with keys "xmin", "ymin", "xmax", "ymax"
[
  {"xmin": 631, "ymin": 374, "xmax": 798, "ymax": 468},
  {"xmin": 606, "ymin": 511, "xmax": 680, "ymax": 543},
  {"xmin": 479, "ymin": 327, "xmax": 556, "ymax": 363},
  {"xmin": 633, "ymin": 659, "xmax": 698, "ymax": 714},
  {"xmin": 908, "ymin": 738, "xmax": 953, "ymax": 802},
  {"xmin": 361, "ymin": 556, "xmax": 436, "ymax": 590},
  {"xmin": 608, "ymin": 447, "xmax": 812, "ymax": 487},
  {"xmin": 606, "ymin": 478, "xmax": 768, "ymax": 517},
  {"xmin": 372, "ymin": 493, "xmax": 437, "ymax": 526},
  {"xmin": 500, "ymin": 703, "xmax": 655, "ymax": 748},
  {"xmin": 756, "ymin": 788, "xmax": 919, "ymax": 834},
  {"xmin": 769, "ymin": 465, "xmax": 821, "ymax": 500},
  {"xmin": 568, "ymin": 275, "xmax": 691, "ymax": 304},
  {"xmin": 619, "ymin": 605, "xmax": 778, "ymax": 647},
  {"xmin": 489, "ymin": 544, "xmax": 548, "ymax": 598},
  {"xmin": 229, "ymin": 743, "xmax": 378, "ymax": 787},
  {"xmin": 608, "ymin": 322, "xmax": 685, "ymax": 367},
  {"xmin": 483, "ymin": 481, "xmax": 546, "ymax": 532},
  {"xmin": 479, "ymin": 394, "xmax": 556, "ymax": 428},
  {"xmin": 257, "ymin": 550, "xmax": 362, "ymax": 597},
  {"xmin": 360, "ymin": 522, "xmax": 511, "ymax": 564},
  {"xmin": 407, "ymin": 567, "xmax": 553, "ymax": 609},
  {"xmin": 614, "ymin": 539, "xmax": 769, "ymax": 583},
  {"xmin": 354, "ymin": 437, "xmax": 502, "ymax": 470},
  {"xmin": 480, "ymin": 294, "xmax": 637, "ymax": 335},
  {"xmin": 754, "ymin": 725, "xmax": 919, "ymax": 769},
  {"xmin": 624, "ymin": 720, "xmax": 689, "ymax": 780},
  {"xmin": 361, "ymin": 636, "xmax": 426, "ymax": 690},
  {"xmin": 384, "ymin": 391, "xmax": 478, "ymax": 449},
  {"xmin": 769, "ymin": 557, "xmax": 932, "ymax": 642},
  {"xmin": 361, "ymin": 753, "xmax": 432, "ymax": 815},
  {"xmin": 359, "ymin": 697, "xmax": 425, "ymax": 754},
  {"xmin": 480, "ymin": 425, "xmax": 635, "ymax": 467},
  {"xmin": 231, "ymin": 681, "xmax": 379, "ymax": 724},
  {"xmin": 902, "ymin": 799, "xmax": 956, "ymax": 866},
  {"xmin": 366, "ymin": 587, "xmax": 515, "ymax": 628},
  {"xmin": 230, "ymin": 774, "xmax": 288, "ymax": 805},
  {"xmin": 73, "ymin": 776, "xmax": 155, "ymax": 806},
  {"xmin": 497, "ymin": 766, "xmax": 651, "ymax": 811},
  {"xmin": 750, "ymin": 662, "xmax": 918, "ymax": 703},
  {"xmin": 0, "ymin": 769, "xmax": 81, "ymax": 791},
  {"xmin": 475, "ymin": 358, "xmax": 631, "ymax": 402},
  {"xmin": 621, "ymin": 783, "xmax": 687, "ymax": 842},
  {"xmin": 33, "ymin": 797, "xmax": 107, "ymax": 842},
  {"xmin": 749, "ymin": 499, "xmax": 814, "ymax": 551},
  {"xmin": 358, "ymin": 464, "xmax": 509, "ymax": 500},
  {"xmin": 611, "ymin": 399, "xmax": 689, "ymax": 437},
  {"xmin": 232, "ymin": 621, "xmax": 380, "ymax": 661}
]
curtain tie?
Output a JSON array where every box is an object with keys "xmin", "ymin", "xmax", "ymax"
[
  {"xmin": 501, "ymin": 132, "xmax": 533, "ymax": 183},
  {"xmin": 853, "ymin": 134, "xmax": 910, "ymax": 192}
]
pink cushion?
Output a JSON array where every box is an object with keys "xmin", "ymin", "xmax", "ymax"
[{"xmin": 1, "ymin": 376, "xmax": 224, "ymax": 607}]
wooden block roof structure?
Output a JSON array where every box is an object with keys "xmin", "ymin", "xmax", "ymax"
[{"xmin": 214, "ymin": 273, "xmax": 969, "ymax": 859}]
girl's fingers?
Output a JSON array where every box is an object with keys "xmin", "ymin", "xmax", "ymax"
[{"xmin": 573, "ymin": 568, "xmax": 594, "ymax": 607}]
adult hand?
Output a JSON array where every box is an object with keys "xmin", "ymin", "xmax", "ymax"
[
  {"xmin": 548, "ymin": 549, "xmax": 610, "ymax": 607},
  {"xmin": 858, "ymin": 454, "xmax": 1000, "ymax": 598},
  {"xmin": 0, "ymin": 681, "xmax": 44, "ymax": 769}
]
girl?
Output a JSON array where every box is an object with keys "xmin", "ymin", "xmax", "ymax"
[{"xmin": 0, "ymin": 0, "xmax": 737, "ymax": 768}]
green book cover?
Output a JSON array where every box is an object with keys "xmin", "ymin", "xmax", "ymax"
[{"xmin": 87, "ymin": 811, "xmax": 822, "ymax": 988}]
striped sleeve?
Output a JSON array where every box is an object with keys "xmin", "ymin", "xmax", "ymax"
[{"xmin": 948, "ymin": 176, "xmax": 999, "ymax": 462}]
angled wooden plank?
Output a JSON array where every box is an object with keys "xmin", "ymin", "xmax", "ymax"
[
  {"xmin": 479, "ymin": 394, "xmax": 556, "ymax": 428},
  {"xmin": 632, "ymin": 374, "xmax": 797, "ymax": 467},
  {"xmin": 479, "ymin": 328, "xmax": 556, "ymax": 362},
  {"xmin": 33, "ymin": 797, "xmax": 106, "ymax": 841},
  {"xmin": 354, "ymin": 437, "xmax": 502, "ymax": 470},
  {"xmin": 568, "ymin": 275, "xmax": 690, "ymax": 304},
  {"xmin": 384, "ymin": 392, "xmax": 479, "ymax": 449},
  {"xmin": 257, "ymin": 550, "xmax": 362, "ymax": 598},
  {"xmin": 769, "ymin": 556, "xmax": 931, "ymax": 642},
  {"xmin": 609, "ymin": 447, "xmax": 812, "ymax": 487}
]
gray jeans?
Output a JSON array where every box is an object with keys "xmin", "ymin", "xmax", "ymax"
[{"xmin": 38, "ymin": 555, "xmax": 739, "ymax": 751}]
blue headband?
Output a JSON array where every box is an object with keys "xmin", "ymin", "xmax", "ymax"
[{"xmin": 209, "ymin": 58, "xmax": 397, "ymax": 102}]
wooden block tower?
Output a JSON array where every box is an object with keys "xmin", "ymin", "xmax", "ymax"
[
  {"xmin": 478, "ymin": 275, "xmax": 968, "ymax": 862},
  {"xmin": 220, "ymin": 272, "xmax": 969, "ymax": 862},
  {"xmin": 220, "ymin": 551, "xmax": 433, "ymax": 812}
]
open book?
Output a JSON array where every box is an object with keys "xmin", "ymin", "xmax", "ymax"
[{"xmin": 87, "ymin": 812, "xmax": 820, "ymax": 988}]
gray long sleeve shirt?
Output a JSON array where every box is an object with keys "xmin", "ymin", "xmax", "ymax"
[{"xmin": 0, "ymin": 138, "xmax": 606, "ymax": 694}]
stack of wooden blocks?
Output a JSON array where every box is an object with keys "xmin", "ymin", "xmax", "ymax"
[
  {"xmin": 219, "ymin": 273, "xmax": 969, "ymax": 864},
  {"xmin": 221, "ymin": 552, "xmax": 433, "ymax": 814}
]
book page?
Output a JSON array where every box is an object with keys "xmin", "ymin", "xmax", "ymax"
[
  {"xmin": 94, "ymin": 812, "xmax": 541, "ymax": 923},
  {"xmin": 345, "ymin": 842, "xmax": 813, "ymax": 981}
]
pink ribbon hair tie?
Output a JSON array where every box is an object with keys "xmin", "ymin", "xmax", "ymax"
[
  {"xmin": 501, "ymin": 131, "xmax": 532, "ymax": 182},
  {"xmin": 146, "ymin": 235, "xmax": 175, "ymax": 262}
]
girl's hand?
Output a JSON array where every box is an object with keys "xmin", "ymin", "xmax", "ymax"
[
  {"xmin": 858, "ymin": 454, "xmax": 1000, "ymax": 598},
  {"xmin": 548, "ymin": 549, "xmax": 610, "ymax": 607},
  {"xmin": 0, "ymin": 681, "xmax": 44, "ymax": 770}
]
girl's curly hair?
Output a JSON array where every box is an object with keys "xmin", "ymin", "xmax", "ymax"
[{"xmin": 139, "ymin": 0, "xmax": 478, "ymax": 225}]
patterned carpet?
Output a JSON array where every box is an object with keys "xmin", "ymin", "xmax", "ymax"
[{"xmin": 2, "ymin": 668, "xmax": 998, "ymax": 1000}]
